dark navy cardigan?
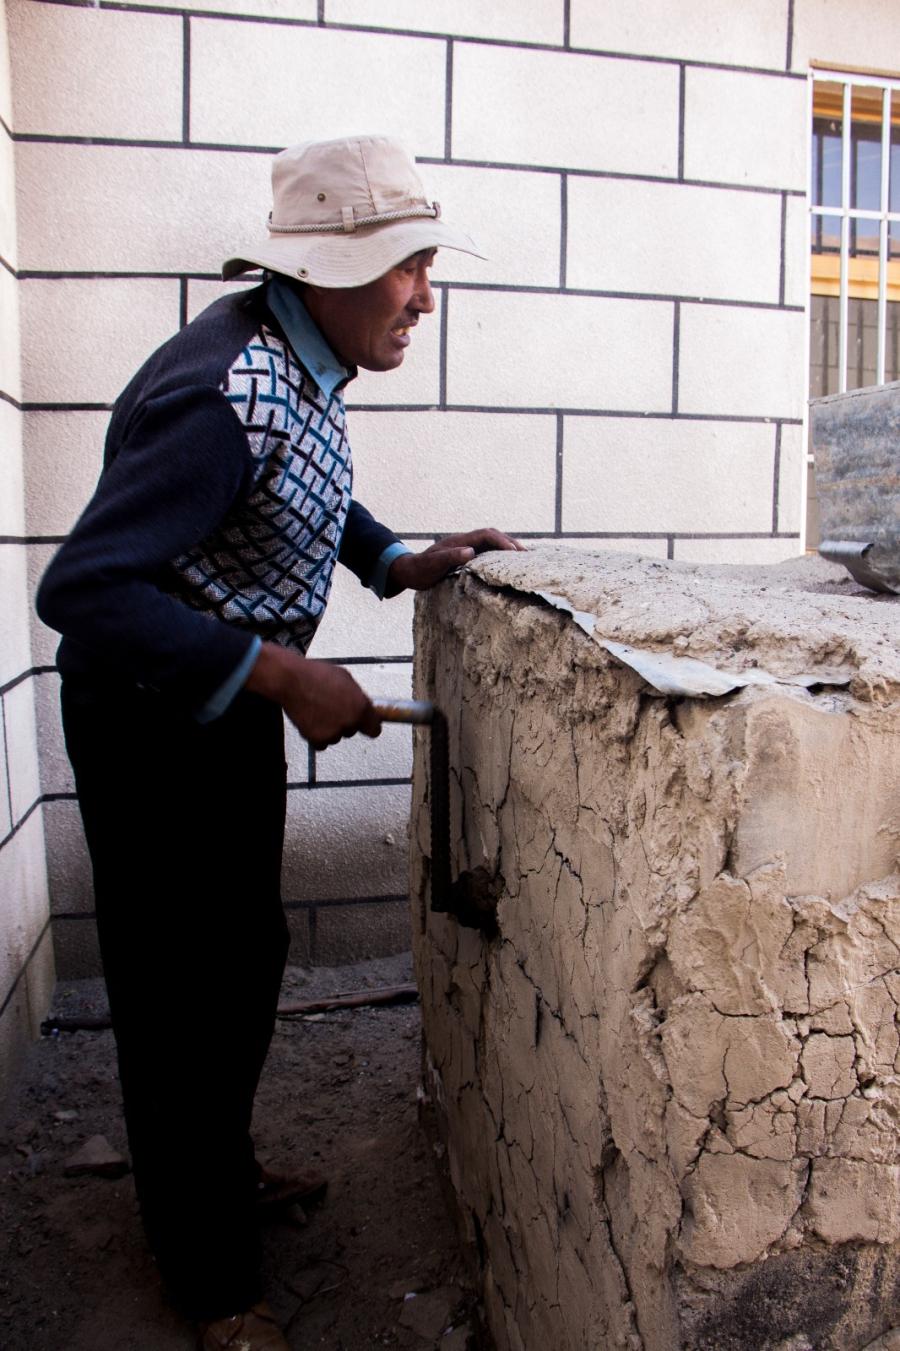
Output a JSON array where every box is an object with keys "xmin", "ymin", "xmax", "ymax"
[{"xmin": 37, "ymin": 284, "xmax": 400, "ymax": 714}]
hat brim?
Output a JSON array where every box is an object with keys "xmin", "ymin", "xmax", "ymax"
[{"xmin": 223, "ymin": 217, "xmax": 484, "ymax": 287}]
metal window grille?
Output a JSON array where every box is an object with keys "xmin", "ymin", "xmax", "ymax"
[{"xmin": 809, "ymin": 70, "xmax": 900, "ymax": 393}]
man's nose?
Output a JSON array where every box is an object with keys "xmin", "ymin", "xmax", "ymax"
[{"xmin": 412, "ymin": 270, "xmax": 435, "ymax": 314}]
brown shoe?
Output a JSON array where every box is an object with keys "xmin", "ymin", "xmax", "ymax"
[
  {"xmin": 255, "ymin": 1165, "xmax": 328, "ymax": 1212},
  {"xmin": 198, "ymin": 1301, "xmax": 289, "ymax": 1350}
]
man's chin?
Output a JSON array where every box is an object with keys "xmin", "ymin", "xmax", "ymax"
[{"xmin": 359, "ymin": 351, "xmax": 406, "ymax": 373}]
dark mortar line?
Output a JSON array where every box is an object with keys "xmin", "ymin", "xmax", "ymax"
[
  {"xmin": 678, "ymin": 64, "xmax": 686, "ymax": 180},
  {"xmin": 444, "ymin": 39, "xmax": 454, "ymax": 161},
  {"xmin": 785, "ymin": 0, "xmax": 795, "ymax": 70},
  {"xmin": 554, "ymin": 413, "xmax": 564, "ymax": 534},
  {"xmin": 672, "ymin": 300, "xmax": 681, "ymax": 415},
  {"xmin": 1, "ymin": 697, "xmax": 13, "ymax": 831},
  {"xmin": 181, "ymin": 13, "xmax": 191, "ymax": 144},
  {"xmin": 12, "ymin": 128, "xmax": 804, "ymax": 196},
  {"xmin": 779, "ymin": 192, "xmax": 788, "ymax": 307},
  {"xmin": 439, "ymin": 283, "xmax": 449, "ymax": 408},
  {"xmin": 0, "ymin": 798, "xmax": 43, "ymax": 854},
  {"xmin": 288, "ymin": 777, "xmax": 411, "ymax": 791},
  {"xmin": 284, "ymin": 893, "xmax": 409, "ymax": 911},
  {"xmin": 559, "ymin": 173, "xmax": 568, "ymax": 290}
]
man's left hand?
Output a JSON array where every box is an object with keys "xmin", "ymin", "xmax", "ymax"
[{"xmin": 385, "ymin": 529, "xmax": 525, "ymax": 595}]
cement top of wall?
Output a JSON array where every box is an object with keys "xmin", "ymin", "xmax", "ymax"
[{"xmin": 463, "ymin": 547, "xmax": 900, "ymax": 702}]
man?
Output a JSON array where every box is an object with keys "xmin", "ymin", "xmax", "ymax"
[{"xmin": 37, "ymin": 135, "xmax": 521, "ymax": 1350}]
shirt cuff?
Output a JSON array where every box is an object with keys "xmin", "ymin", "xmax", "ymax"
[
  {"xmin": 368, "ymin": 541, "xmax": 413, "ymax": 599},
  {"xmin": 195, "ymin": 635, "xmax": 262, "ymax": 724}
]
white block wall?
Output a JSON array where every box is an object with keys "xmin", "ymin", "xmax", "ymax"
[
  {"xmin": 0, "ymin": 0, "xmax": 53, "ymax": 1090},
  {"xmin": 5, "ymin": 0, "xmax": 894, "ymax": 982}
]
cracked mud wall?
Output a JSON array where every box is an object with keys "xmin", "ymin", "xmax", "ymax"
[{"xmin": 410, "ymin": 548, "xmax": 900, "ymax": 1351}]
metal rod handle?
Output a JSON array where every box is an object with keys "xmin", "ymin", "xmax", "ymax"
[{"xmin": 370, "ymin": 698, "xmax": 436, "ymax": 725}]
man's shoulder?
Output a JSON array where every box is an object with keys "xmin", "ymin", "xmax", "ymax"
[{"xmin": 121, "ymin": 285, "xmax": 268, "ymax": 406}]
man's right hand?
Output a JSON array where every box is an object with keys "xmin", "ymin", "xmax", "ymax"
[{"xmin": 244, "ymin": 642, "xmax": 381, "ymax": 749}]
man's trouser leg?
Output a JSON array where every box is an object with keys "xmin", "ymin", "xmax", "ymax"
[{"xmin": 61, "ymin": 680, "xmax": 290, "ymax": 1321}]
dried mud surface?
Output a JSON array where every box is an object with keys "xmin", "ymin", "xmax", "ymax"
[
  {"xmin": 411, "ymin": 550, "xmax": 900, "ymax": 1350},
  {"xmin": 0, "ymin": 954, "xmax": 477, "ymax": 1351},
  {"xmin": 469, "ymin": 549, "xmax": 900, "ymax": 699}
]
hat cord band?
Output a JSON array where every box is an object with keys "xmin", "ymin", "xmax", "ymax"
[{"xmin": 267, "ymin": 203, "xmax": 441, "ymax": 235}]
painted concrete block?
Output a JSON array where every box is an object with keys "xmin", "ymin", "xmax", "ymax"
[
  {"xmin": 562, "ymin": 417, "xmax": 776, "ymax": 534},
  {"xmin": 32, "ymin": 670, "xmax": 73, "ymax": 798},
  {"xmin": 0, "ymin": 400, "xmax": 24, "ymax": 537},
  {"xmin": 314, "ymin": 898, "xmax": 411, "ymax": 966},
  {"xmin": 8, "ymin": 0, "xmax": 182, "ymax": 140},
  {"xmin": 4, "ymin": 676, "xmax": 40, "ymax": 825},
  {"xmin": 315, "ymin": 661, "xmax": 413, "ymax": 783},
  {"xmin": 23, "ymin": 411, "xmax": 105, "ymax": 538},
  {"xmin": 186, "ymin": 278, "xmax": 260, "ymax": 325},
  {"xmin": 783, "ymin": 193, "xmax": 810, "ymax": 311},
  {"xmin": 282, "ymin": 782, "xmax": 412, "ymax": 901},
  {"xmin": 130, "ymin": 0, "xmax": 315, "ymax": 12},
  {"xmin": 190, "ymin": 20, "xmax": 446, "ymax": 155},
  {"xmin": 684, "ymin": 68, "xmax": 806, "ymax": 191},
  {"xmin": 0, "ymin": 923, "xmax": 53, "ymax": 1095},
  {"xmin": 19, "ymin": 278, "xmax": 180, "ymax": 405},
  {"xmin": 346, "ymin": 289, "xmax": 441, "ymax": 407},
  {"xmin": 672, "ymin": 536, "xmax": 802, "ymax": 564},
  {"xmin": 570, "ymin": 0, "xmax": 789, "ymax": 69},
  {"xmin": 567, "ymin": 177, "xmax": 782, "ymax": 303},
  {"xmin": 0, "ymin": 263, "xmax": 21, "ymax": 403},
  {"xmin": 0, "ymin": 1, "xmax": 12, "ymax": 128},
  {"xmin": 284, "ymin": 715, "xmax": 311, "ymax": 788},
  {"xmin": 453, "ymin": 44, "xmax": 680, "ymax": 175},
  {"xmin": 44, "ymin": 798, "xmax": 92, "ymax": 916},
  {"xmin": 791, "ymin": 0, "xmax": 900, "ymax": 73},
  {"xmin": 312, "ymin": 556, "xmax": 415, "ymax": 660},
  {"xmin": 325, "ymin": 0, "xmax": 564, "ymax": 44},
  {"xmin": 27, "ymin": 542, "xmax": 61, "ymax": 670},
  {"xmin": 0, "ymin": 811, "xmax": 49, "ymax": 1011},
  {"xmin": 424, "ymin": 164, "xmax": 561, "ymax": 289},
  {"xmin": 678, "ymin": 303, "xmax": 806, "ymax": 419},
  {"xmin": 530, "ymin": 535, "xmax": 671, "ymax": 560},
  {"xmin": 0, "ymin": 545, "xmax": 32, "ymax": 689},
  {"xmin": 0, "ymin": 699, "xmax": 11, "ymax": 843},
  {"xmin": 285, "ymin": 906, "xmax": 311, "ymax": 968},
  {"xmin": 447, "ymin": 291, "xmax": 674, "ymax": 411},
  {"xmin": 52, "ymin": 916, "xmax": 101, "ymax": 980},
  {"xmin": 16, "ymin": 144, "xmax": 270, "ymax": 275},
  {"xmin": 777, "ymin": 424, "xmax": 805, "ymax": 536},
  {"xmin": 0, "ymin": 125, "xmax": 17, "ymax": 268},
  {"xmin": 412, "ymin": 547, "xmax": 900, "ymax": 1351},
  {"xmin": 349, "ymin": 409, "xmax": 557, "ymax": 532}
]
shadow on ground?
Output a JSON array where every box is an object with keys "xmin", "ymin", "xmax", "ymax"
[{"xmin": 0, "ymin": 953, "xmax": 477, "ymax": 1350}]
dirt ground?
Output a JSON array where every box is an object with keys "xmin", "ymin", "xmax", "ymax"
[{"xmin": 0, "ymin": 953, "xmax": 480, "ymax": 1351}]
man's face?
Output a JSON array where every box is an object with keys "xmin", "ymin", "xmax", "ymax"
[{"xmin": 304, "ymin": 249, "xmax": 436, "ymax": 372}]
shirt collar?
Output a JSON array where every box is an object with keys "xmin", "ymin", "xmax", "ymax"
[{"xmin": 265, "ymin": 275, "xmax": 355, "ymax": 399}]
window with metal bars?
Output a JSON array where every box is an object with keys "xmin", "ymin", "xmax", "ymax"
[{"xmin": 807, "ymin": 70, "xmax": 900, "ymax": 544}]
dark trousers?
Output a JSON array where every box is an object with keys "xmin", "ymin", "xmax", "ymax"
[{"xmin": 61, "ymin": 679, "xmax": 290, "ymax": 1320}]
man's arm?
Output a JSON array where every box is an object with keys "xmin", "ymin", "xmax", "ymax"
[
  {"xmin": 37, "ymin": 386, "xmax": 381, "ymax": 746},
  {"xmin": 36, "ymin": 385, "xmax": 257, "ymax": 709},
  {"xmin": 244, "ymin": 643, "xmax": 380, "ymax": 749}
]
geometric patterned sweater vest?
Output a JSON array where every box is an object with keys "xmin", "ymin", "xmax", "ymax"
[{"xmin": 170, "ymin": 323, "xmax": 352, "ymax": 655}]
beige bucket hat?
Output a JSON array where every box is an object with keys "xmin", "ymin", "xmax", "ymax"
[{"xmin": 223, "ymin": 135, "xmax": 483, "ymax": 288}]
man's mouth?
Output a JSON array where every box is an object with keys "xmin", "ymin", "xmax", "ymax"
[{"xmin": 392, "ymin": 326, "xmax": 411, "ymax": 337}]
